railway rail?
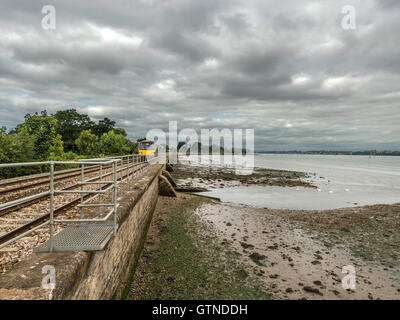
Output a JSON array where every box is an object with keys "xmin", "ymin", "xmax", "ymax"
[
  {"xmin": 0, "ymin": 163, "xmax": 113, "ymax": 195},
  {"xmin": 0, "ymin": 158, "xmax": 140, "ymax": 197},
  {"xmin": 0, "ymin": 160, "xmax": 144, "ymax": 214},
  {"xmin": 0, "ymin": 161, "xmax": 148, "ymax": 247},
  {"xmin": 0, "ymin": 154, "xmax": 151, "ymax": 250},
  {"xmin": 0, "ymin": 160, "xmax": 136, "ymax": 214}
]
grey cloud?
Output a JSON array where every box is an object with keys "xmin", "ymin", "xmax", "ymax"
[
  {"xmin": 0, "ymin": 0, "xmax": 399, "ymax": 151},
  {"xmin": 377, "ymin": 0, "xmax": 400, "ymax": 9},
  {"xmin": 150, "ymin": 29, "xmax": 218, "ymax": 63},
  {"xmin": 13, "ymin": 46, "xmax": 127, "ymax": 75}
]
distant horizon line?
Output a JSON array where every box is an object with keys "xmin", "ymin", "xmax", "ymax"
[{"xmin": 255, "ymin": 150, "xmax": 400, "ymax": 155}]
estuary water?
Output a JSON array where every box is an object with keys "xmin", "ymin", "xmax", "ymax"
[{"xmin": 198, "ymin": 154, "xmax": 400, "ymax": 210}]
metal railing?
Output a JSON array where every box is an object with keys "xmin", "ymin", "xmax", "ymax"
[
  {"xmin": 49, "ymin": 159, "xmax": 118, "ymax": 252},
  {"xmin": 0, "ymin": 154, "xmax": 148, "ymax": 251}
]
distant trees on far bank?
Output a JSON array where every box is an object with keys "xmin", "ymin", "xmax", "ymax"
[
  {"xmin": 173, "ymin": 141, "xmax": 247, "ymax": 155},
  {"xmin": 0, "ymin": 109, "xmax": 138, "ymax": 178},
  {"xmin": 258, "ymin": 150, "xmax": 400, "ymax": 156}
]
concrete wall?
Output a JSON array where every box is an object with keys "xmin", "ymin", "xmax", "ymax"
[{"xmin": 0, "ymin": 164, "xmax": 163, "ymax": 300}]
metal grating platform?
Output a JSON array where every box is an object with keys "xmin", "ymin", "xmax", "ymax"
[{"xmin": 34, "ymin": 224, "xmax": 115, "ymax": 253}]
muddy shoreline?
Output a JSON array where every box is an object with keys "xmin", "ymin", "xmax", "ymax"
[
  {"xmin": 127, "ymin": 194, "xmax": 271, "ymax": 300},
  {"xmin": 129, "ymin": 163, "xmax": 400, "ymax": 300},
  {"xmin": 195, "ymin": 201, "xmax": 400, "ymax": 299},
  {"xmin": 170, "ymin": 163, "xmax": 316, "ymax": 190}
]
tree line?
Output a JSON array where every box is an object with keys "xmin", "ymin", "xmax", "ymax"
[{"xmin": 0, "ymin": 109, "xmax": 138, "ymax": 178}]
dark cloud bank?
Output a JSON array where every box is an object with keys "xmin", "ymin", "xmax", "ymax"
[{"xmin": 0, "ymin": 0, "xmax": 399, "ymax": 151}]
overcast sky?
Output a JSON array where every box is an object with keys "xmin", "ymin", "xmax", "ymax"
[{"xmin": 0, "ymin": 0, "xmax": 399, "ymax": 151}]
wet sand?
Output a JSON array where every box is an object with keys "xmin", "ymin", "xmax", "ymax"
[
  {"xmin": 194, "ymin": 201, "xmax": 400, "ymax": 300},
  {"xmin": 129, "ymin": 192, "xmax": 399, "ymax": 300},
  {"xmin": 169, "ymin": 163, "xmax": 400, "ymax": 299}
]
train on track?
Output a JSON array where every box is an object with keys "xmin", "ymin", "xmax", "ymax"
[{"xmin": 138, "ymin": 140, "xmax": 158, "ymax": 156}]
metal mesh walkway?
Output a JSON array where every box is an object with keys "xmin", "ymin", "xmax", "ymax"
[{"xmin": 34, "ymin": 224, "xmax": 115, "ymax": 252}]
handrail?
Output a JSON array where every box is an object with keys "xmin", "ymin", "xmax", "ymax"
[
  {"xmin": 46, "ymin": 159, "xmax": 120, "ymax": 251},
  {"xmin": 0, "ymin": 153, "xmax": 152, "ymax": 251},
  {"xmin": 0, "ymin": 158, "xmax": 134, "ymax": 213},
  {"xmin": 0, "ymin": 161, "xmax": 51, "ymax": 168}
]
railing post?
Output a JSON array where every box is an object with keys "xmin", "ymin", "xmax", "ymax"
[
  {"xmin": 126, "ymin": 156, "xmax": 129, "ymax": 182},
  {"xmin": 126, "ymin": 156, "xmax": 128, "ymax": 182},
  {"xmin": 134, "ymin": 155, "xmax": 137, "ymax": 176},
  {"xmin": 129, "ymin": 155, "xmax": 132, "ymax": 184},
  {"xmin": 121, "ymin": 157, "xmax": 124, "ymax": 182},
  {"xmin": 80, "ymin": 163, "xmax": 84, "ymax": 219},
  {"xmin": 119, "ymin": 159, "xmax": 123, "ymax": 182},
  {"xmin": 131, "ymin": 155, "xmax": 133, "ymax": 183},
  {"xmin": 99, "ymin": 164, "xmax": 103, "ymax": 215},
  {"xmin": 113, "ymin": 161, "xmax": 117, "ymax": 235},
  {"xmin": 49, "ymin": 161, "xmax": 55, "ymax": 252},
  {"xmin": 121, "ymin": 157, "xmax": 124, "ymax": 181}
]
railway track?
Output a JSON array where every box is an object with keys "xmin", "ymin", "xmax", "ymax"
[
  {"xmin": 0, "ymin": 160, "xmax": 131, "ymax": 197},
  {"xmin": 0, "ymin": 161, "xmax": 149, "ymax": 247},
  {"xmin": 0, "ymin": 162, "xmax": 126, "ymax": 214}
]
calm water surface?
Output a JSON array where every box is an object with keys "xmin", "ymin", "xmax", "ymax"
[{"xmin": 198, "ymin": 154, "xmax": 400, "ymax": 210}]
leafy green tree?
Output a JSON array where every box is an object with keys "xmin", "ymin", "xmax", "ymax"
[
  {"xmin": 75, "ymin": 130, "xmax": 98, "ymax": 156},
  {"xmin": 0, "ymin": 127, "xmax": 9, "ymax": 164},
  {"xmin": 17, "ymin": 111, "xmax": 57, "ymax": 160},
  {"xmin": 0, "ymin": 128, "xmax": 36, "ymax": 178},
  {"xmin": 53, "ymin": 109, "xmax": 95, "ymax": 152},
  {"xmin": 100, "ymin": 130, "xmax": 130, "ymax": 155},
  {"xmin": 49, "ymin": 134, "xmax": 65, "ymax": 161},
  {"xmin": 92, "ymin": 117, "xmax": 116, "ymax": 137},
  {"xmin": 126, "ymin": 140, "xmax": 139, "ymax": 154},
  {"xmin": 114, "ymin": 128, "xmax": 127, "ymax": 137}
]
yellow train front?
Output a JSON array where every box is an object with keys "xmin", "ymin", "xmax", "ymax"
[{"xmin": 138, "ymin": 140, "xmax": 158, "ymax": 156}]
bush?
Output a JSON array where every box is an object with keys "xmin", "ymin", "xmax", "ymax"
[
  {"xmin": 75, "ymin": 130, "xmax": 98, "ymax": 157},
  {"xmin": 100, "ymin": 130, "xmax": 130, "ymax": 155},
  {"xmin": 1, "ymin": 110, "xmax": 138, "ymax": 179},
  {"xmin": 0, "ymin": 128, "xmax": 37, "ymax": 178},
  {"xmin": 17, "ymin": 111, "xmax": 58, "ymax": 160},
  {"xmin": 49, "ymin": 134, "xmax": 66, "ymax": 161}
]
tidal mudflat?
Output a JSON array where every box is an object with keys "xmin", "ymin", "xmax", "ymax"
[
  {"xmin": 171, "ymin": 162, "xmax": 315, "ymax": 190},
  {"xmin": 178, "ymin": 154, "xmax": 400, "ymax": 210},
  {"xmin": 127, "ymin": 192, "xmax": 399, "ymax": 300},
  {"xmin": 164, "ymin": 162, "xmax": 400, "ymax": 299},
  {"xmin": 194, "ymin": 201, "xmax": 400, "ymax": 299}
]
